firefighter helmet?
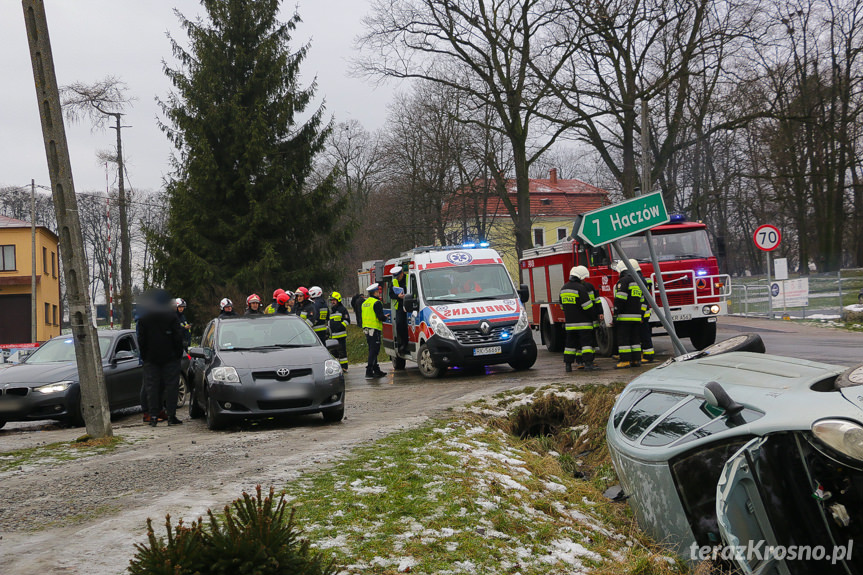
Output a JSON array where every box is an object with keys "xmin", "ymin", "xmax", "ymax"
[
  {"xmin": 330, "ymin": 291, "xmax": 342, "ymax": 302},
  {"xmin": 246, "ymin": 294, "xmax": 261, "ymax": 306},
  {"xmin": 272, "ymin": 288, "xmax": 285, "ymax": 300},
  {"xmin": 309, "ymin": 286, "xmax": 323, "ymax": 298},
  {"xmin": 276, "ymin": 293, "xmax": 290, "ymax": 306},
  {"xmin": 220, "ymin": 298, "xmax": 233, "ymax": 310}
]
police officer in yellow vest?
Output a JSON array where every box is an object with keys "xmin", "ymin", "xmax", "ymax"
[
  {"xmin": 390, "ymin": 265, "xmax": 409, "ymax": 355},
  {"xmin": 362, "ymin": 283, "xmax": 387, "ymax": 379}
]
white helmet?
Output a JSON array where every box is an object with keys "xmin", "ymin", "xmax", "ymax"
[
  {"xmin": 613, "ymin": 260, "xmax": 627, "ymax": 273},
  {"xmin": 572, "ymin": 266, "xmax": 589, "ymax": 280},
  {"xmin": 173, "ymin": 297, "xmax": 186, "ymax": 308},
  {"xmin": 309, "ymin": 286, "xmax": 323, "ymax": 298},
  {"xmin": 629, "ymin": 259, "xmax": 641, "ymax": 271},
  {"xmin": 220, "ymin": 297, "xmax": 233, "ymax": 310}
]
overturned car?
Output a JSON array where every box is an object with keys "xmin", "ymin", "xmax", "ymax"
[{"xmin": 607, "ymin": 334, "xmax": 863, "ymax": 574}]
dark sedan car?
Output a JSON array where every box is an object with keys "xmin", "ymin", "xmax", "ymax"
[
  {"xmin": 0, "ymin": 330, "xmax": 143, "ymax": 427},
  {"xmin": 187, "ymin": 314, "xmax": 345, "ymax": 430}
]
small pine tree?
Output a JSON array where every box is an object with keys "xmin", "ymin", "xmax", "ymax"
[
  {"xmin": 154, "ymin": 0, "xmax": 351, "ymax": 324},
  {"xmin": 128, "ymin": 486, "xmax": 337, "ymax": 575}
]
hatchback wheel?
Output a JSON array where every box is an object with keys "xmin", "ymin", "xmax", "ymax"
[
  {"xmin": 206, "ymin": 395, "xmax": 227, "ymax": 430},
  {"xmin": 188, "ymin": 383, "xmax": 204, "ymax": 419},
  {"xmin": 322, "ymin": 396, "xmax": 345, "ymax": 423}
]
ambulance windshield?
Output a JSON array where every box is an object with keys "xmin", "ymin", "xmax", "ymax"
[
  {"xmin": 618, "ymin": 229, "xmax": 713, "ymax": 262},
  {"xmin": 420, "ymin": 264, "xmax": 516, "ymax": 303}
]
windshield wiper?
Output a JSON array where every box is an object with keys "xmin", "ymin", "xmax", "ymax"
[
  {"xmin": 271, "ymin": 344, "xmax": 311, "ymax": 348},
  {"xmin": 220, "ymin": 346, "xmax": 253, "ymax": 351}
]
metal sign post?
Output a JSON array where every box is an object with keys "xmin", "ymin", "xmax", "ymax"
[{"xmin": 753, "ymin": 224, "xmax": 781, "ymax": 320}]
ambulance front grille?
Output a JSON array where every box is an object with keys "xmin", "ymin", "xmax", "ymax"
[{"xmin": 453, "ymin": 326, "xmax": 508, "ymax": 345}]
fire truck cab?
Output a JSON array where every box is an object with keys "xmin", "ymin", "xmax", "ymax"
[
  {"xmin": 520, "ymin": 219, "xmax": 731, "ymax": 354},
  {"xmin": 361, "ymin": 245, "xmax": 537, "ymax": 378}
]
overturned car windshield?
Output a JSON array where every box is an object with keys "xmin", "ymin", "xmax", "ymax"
[
  {"xmin": 218, "ymin": 317, "xmax": 319, "ymax": 350},
  {"xmin": 420, "ymin": 264, "xmax": 516, "ymax": 303},
  {"xmin": 618, "ymin": 229, "xmax": 713, "ymax": 262}
]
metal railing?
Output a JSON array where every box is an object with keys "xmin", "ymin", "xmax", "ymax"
[{"xmin": 729, "ymin": 268, "xmax": 863, "ymax": 319}]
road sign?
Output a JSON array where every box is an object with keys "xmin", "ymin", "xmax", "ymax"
[
  {"xmin": 576, "ymin": 191, "xmax": 669, "ymax": 246},
  {"xmin": 754, "ymin": 224, "xmax": 781, "ymax": 251}
]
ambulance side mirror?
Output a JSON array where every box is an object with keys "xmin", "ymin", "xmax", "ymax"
[
  {"xmin": 404, "ymin": 295, "xmax": 418, "ymax": 313},
  {"xmin": 518, "ymin": 284, "xmax": 530, "ymax": 303}
]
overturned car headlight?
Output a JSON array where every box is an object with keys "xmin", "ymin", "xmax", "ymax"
[
  {"xmin": 812, "ymin": 419, "xmax": 863, "ymax": 461},
  {"xmin": 429, "ymin": 312, "xmax": 455, "ymax": 340},
  {"xmin": 35, "ymin": 381, "xmax": 73, "ymax": 394},
  {"xmin": 211, "ymin": 366, "xmax": 240, "ymax": 383},
  {"xmin": 324, "ymin": 359, "xmax": 341, "ymax": 377}
]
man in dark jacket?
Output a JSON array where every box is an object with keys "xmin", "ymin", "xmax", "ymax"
[
  {"xmin": 614, "ymin": 261, "xmax": 644, "ymax": 368},
  {"xmin": 138, "ymin": 289, "xmax": 185, "ymax": 426},
  {"xmin": 350, "ymin": 293, "xmax": 364, "ymax": 328},
  {"xmin": 329, "ymin": 291, "xmax": 350, "ymax": 371},
  {"xmin": 559, "ymin": 266, "xmax": 600, "ymax": 372}
]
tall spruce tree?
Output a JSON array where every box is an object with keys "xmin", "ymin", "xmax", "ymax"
[{"xmin": 154, "ymin": 0, "xmax": 350, "ymax": 322}]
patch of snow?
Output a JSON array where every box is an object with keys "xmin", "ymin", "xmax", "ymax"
[
  {"xmin": 371, "ymin": 556, "xmax": 393, "ymax": 567},
  {"xmin": 537, "ymin": 539, "xmax": 601, "ymax": 567},
  {"xmin": 313, "ymin": 534, "xmax": 349, "ymax": 549},
  {"xmin": 397, "ymin": 556, "xmax": 418, "ymax": 571},
  {"xmin": 808, "ymin": 314, "xmax": 841, "ymax": 319},
  {"xmin": 551, "ymin": 391, "xmax": 583, "ymax": 402},
  {"xmin": 581, "ymin": 497, "xmax": 597, "ymax": 506},
  {"xmin": 844, "ymin": 304, "xmax": 863, "ymax": 312},
  {"xmin": 485, "ymin": 471, "xmax": 528, "ymax": 491},
  {"xmin": 542, "ymin": 480, "xmax": 567, "ymax": 493},
  {"xmin": 454, "ymin": 559, "xmax": 477, "ymax": 573}
]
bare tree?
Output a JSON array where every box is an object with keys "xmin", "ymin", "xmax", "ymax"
[
  {"xmin": 358, "ymin": 0, "xmax": 581, "ymax": 262},
  {"xmin": 60, "ymin": 76, "xmax": 136, "ymax": 327}
]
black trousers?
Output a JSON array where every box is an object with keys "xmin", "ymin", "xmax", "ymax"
[
  {"xmin": 365, "ymin": 329, "xmax": 381, "ymax": 373},
  {"xmin": 615, "ymin": 322, "xmax": 642, "ymax": 363},
  {"xmin": 143, "ymin": 359, "xmax": 181, "ymax": 419},
  {"xmin": 334, "ymin": 336, "xmax": 348, "ymax": 368},
  {"xmin": 395, "ymin": 310, "xmax": 409, "ymax": 352}
]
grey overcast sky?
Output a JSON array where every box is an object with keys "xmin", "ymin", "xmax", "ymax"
[{"xmin": 0, "ymin": 0, "xmax": 394, "ymax": 194}]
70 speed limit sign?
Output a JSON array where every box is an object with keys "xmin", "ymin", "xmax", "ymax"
[{"xmin": 753, "ymin": 224, "xmax": 781, "ymax": 251}]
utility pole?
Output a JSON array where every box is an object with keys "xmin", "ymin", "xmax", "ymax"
[
  {"xmin": 31, "ymin": 179, "xmax": 36, "ymax": 343},
  {"xmin": 23, "ymin": 0, "xmax": 112, "ymax": 438},
  {"xmin": 109, "ymin": 114, "xmax": 132, "ymax": 329}
]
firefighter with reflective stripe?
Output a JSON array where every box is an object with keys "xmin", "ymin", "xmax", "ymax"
[
  {"xmin": 264, "ymin": 289, "xmax": 284, "ymax": 315},
  {"xmin": 309, "ymin": 286, "xmax": 329, "ymax": 342},
  {"xmin": 275, "ymin": 292, "xmax": 291, "ymax": 314},
  {"xmin": 614, "ymin": 260, "xmax": 644, "ymax": 368},
  {"xmin": 329, "ymin": 291, "xmax": 350, "ymax": 371},
  {"xmin": 632, "ymin": 259, "xmax": 655, "ymax": 363},
  {"xmin": 559, "ymin": 266, "xmax": 599, "ymax": 372},
  {"xmin": 362, "ymin": 283, "xmax": 387, "ymax": 379},
  {"xmin": 294, "ymin": 287, "xmax": 315, "ymax": 326}
]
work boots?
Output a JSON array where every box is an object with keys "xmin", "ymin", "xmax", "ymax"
[{"xmin": 565, "ymin": 363, "xmax": 572, "ymax": 373}]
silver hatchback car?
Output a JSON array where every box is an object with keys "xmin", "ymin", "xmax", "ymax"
[{"xmin": 607, "ymin": 334, "xmax": 863, "ymax": 574}]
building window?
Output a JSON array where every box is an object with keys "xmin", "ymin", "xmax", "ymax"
[
  {"xmin": 43, "ymin": 246, "xmax": 47, "ymax": 273},
  {"xmin": 557, "ymin": 227, "xmax": 568, "ymax": 241},
  {"xmin": 45, "ymin": 303, "xmax": 50, "ymax": 325},
  {"xmin": 53, "ymin": 305, "xmax": 58, "ymax": 326},
  {"xmin": 51, "ymin": 252, "xmax": 56, "ymax": 278},
  {"xmin": 0, "ymin": 245, "xmax": 15, "ymax": 271},
  {"xmin": 533, "ymin": 228, "xmax": 545, "ymax": 247}
]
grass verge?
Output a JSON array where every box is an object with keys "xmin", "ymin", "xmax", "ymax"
[
  {"xmin": 346, "ymin": 324, "xmax": 389, "ymax": 365},
  {"xmin": 0, "ymin": 435, "xmax": 124, "ymax": 473}
]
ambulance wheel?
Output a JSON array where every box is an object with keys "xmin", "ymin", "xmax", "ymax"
[
  {"xmin": 541, "ymin": 313, "xmax": 564, "ymax": 353},
  {"xmin": 596, "ymin": 323, "xmax": 615, "ymax": 357},
  {"xmin": 418, "ymin": 343, "xmax": 444, "ymax": 378},
  {"xmin": 393, "ymin": 356, "xmax": 406, "ymax": 370}
]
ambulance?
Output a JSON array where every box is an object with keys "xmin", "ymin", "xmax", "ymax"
[{"xmin": 360, "ymin": 244, "xmax": 537, "ymax": 378}]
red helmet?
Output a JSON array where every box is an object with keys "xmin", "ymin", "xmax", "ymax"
[
  {"xmin": 296, "ymin": 286, "xmax": 309, "ymax": 299},
  {"xmin": 272, "ymin": 288, "xmax": 285, "ymax": 300},
  {"xmin": 277, "ymin": 293, "xmax": 290, "ymax": 305},
  {"xmin": 246, "ymin": 294, "xmax": 262, "ymax": 306}
]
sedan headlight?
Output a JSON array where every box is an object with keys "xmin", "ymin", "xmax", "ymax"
[
  {"xmin": 324, "ymin": 359, "xmax": 341, "ymax": 377},
  {"xmin": 513, "ymin": 309, "xmax": 529, "ymax": 333},
  {"xmin": 812, "ymin": 419, "xmax": 863, "ymax": 461},
  {"xmin": 211, "ymin": 366, "xmax": 240, "ymax": 383},
  {"xmin": 34, "ymin": 381, "xmax": 73, "ymax": 394},
  {"xmin": 429, "ymin": 312, "xmax": 455, "ymax": 340}
]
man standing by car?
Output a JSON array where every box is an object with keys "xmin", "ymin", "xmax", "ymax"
[
  {"xmin": 138, "ymin": 289, "xmax": 185, "ymax": 426},
  {"xmin": 362, "ymin": 283, "xmax": 387, "ymax": 379}
]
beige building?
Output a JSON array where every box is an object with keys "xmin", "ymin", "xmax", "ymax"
[{"xmin": 0, "ymin": 215, "xmax": 61, "ymax": 344}]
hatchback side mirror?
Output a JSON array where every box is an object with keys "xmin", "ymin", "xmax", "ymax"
[
  {"xmin": 189, "ymin": 346, "xmax": 211, "ymax": 361},
  {"xmin": 518, "ymin": 284, "xmax": 530, "ymax": 303},
  {"xmin": 404, "ymin": 294, "xmax": 418, "ymax": 313}
]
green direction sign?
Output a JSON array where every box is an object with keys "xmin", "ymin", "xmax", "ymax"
[{"xmin": 576, "ymin": 191, "xmax": 669, "ymax": 246}]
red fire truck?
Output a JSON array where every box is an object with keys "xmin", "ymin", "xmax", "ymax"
[{"xmin": 519, "ymin": 217, "xmax": 731, "ymax": 354}]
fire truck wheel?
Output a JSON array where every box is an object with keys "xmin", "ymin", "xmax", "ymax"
[
  {"xmin": 541, "ymin": 313, "xmax": 564, "ymax": 352},
  {"xmin": 393, "ymin": 356, "xmax": 406, "ymax": 370},
  {"xmin": 595, "ymin": 323, "xmax": 615, "ymax": 357},
  {"xmin": 418, "ymin": 343, "xmax": 444, "ymax": 378},
  {"xmin": 688, "ymin": 319, "xmax": 718, "ymax": 350}
]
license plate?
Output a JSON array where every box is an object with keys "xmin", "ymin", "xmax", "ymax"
[
  {"xmin": 671, "ymin": 314, "xmax": 691, "ymax": 322},
  {"xmin": 473, "ymin": 346, "xmax": 501, "ymax": 356}
]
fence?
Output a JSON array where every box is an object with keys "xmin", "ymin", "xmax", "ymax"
[{"xmin": 729, "ymin": 268, "xmax": 863, "ymax": 319}]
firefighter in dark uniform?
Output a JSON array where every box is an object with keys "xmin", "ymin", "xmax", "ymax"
[
  {"xmin": 362, "ymin": 283, "xmax": 387, "ymax": 379},
  {"xmin": 329, "ymin": 291, "xmax": 350, "ymax": 371},
  {"xmin": 390, "ymin": 265, "xmax": 409, "ymax": 355},
  {"xmin": 559, "ymin": 266, "xmax": 600, "ymax": 372},
  {"xmin": 294, "ymin": 287, "xmax": 315, "ymax": 326},
  {"xmin": 309, "ymin": 286, "xmax": 329, "ymax": 342},
  {"xmin": 632, "ymin": 259, "xmax": 655, "ymax": 363},
  {"xmin": 614, "ymin": 260, "xmax": 644, "ymax": 368}
]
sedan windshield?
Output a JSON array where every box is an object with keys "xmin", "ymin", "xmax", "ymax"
[
  {"xmin": 420, "ymin": 264, "xmax": 516, "ymax": 303},
  {"xmin": 26, "ymin": 336, "xmax": 112, "ymax": 364},
  {"xmin": 618, "ymin": 229, "xmax": 714, "ymax": 262},
  {"xmin": 218, "ymin": 317, "xmax": 319, "ymax": 350}
]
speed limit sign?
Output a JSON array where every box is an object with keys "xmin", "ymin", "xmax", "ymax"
[{"xmin": 753, "ymin": 224, "xmax": 781, "ymax": 251}]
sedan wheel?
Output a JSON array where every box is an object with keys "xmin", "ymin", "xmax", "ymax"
[{"xmin": 206, "ymin": 395, "xmax": 227, "ymax": 430}]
